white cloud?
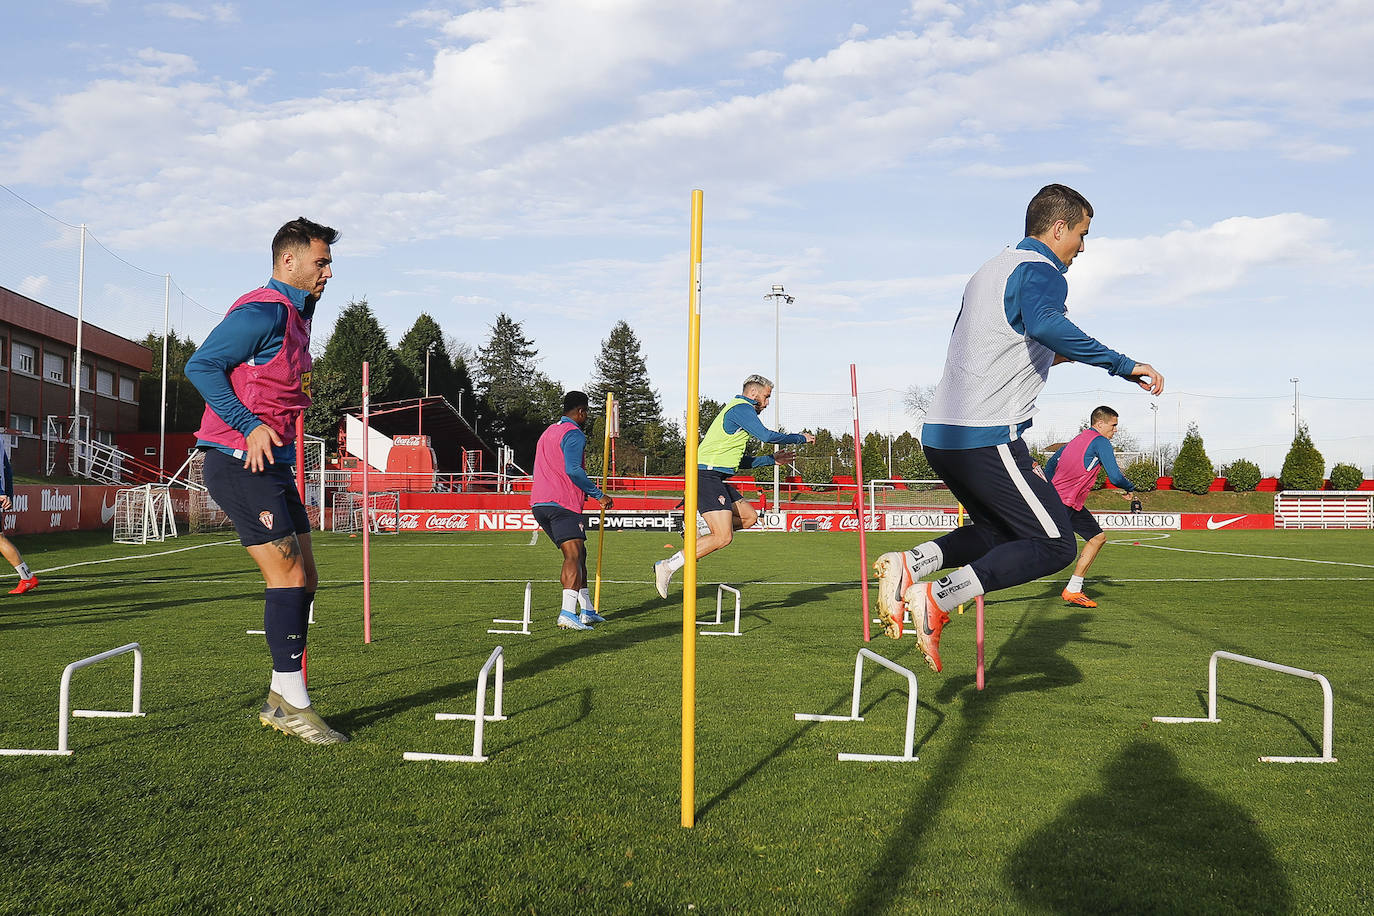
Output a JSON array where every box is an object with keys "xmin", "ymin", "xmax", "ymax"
[
  {"xmin": 1068, "ymin": 213, "xmax": 1347, "ymax": 311},
  {"xmin": 145, "ymin": 3, "xmax": 237, "ymax": 22},
  {"xmin": 18, "ymin": 275, "xmax": 50, "ymax": 298},
  {"xmin": 741, "ymin": 49, "xmax": 784, "ymax": 69},
  {"xmin": 954, "ymin": 161, "xmax": 1091, "ymax": 179}
]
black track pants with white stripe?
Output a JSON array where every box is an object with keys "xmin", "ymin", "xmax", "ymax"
[{"xmin": 924, "ymin": 439, "xmax": 1077, "ymax": 594}]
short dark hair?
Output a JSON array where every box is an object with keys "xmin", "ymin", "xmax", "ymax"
[
  {"xmin": 1090, "ymin": 405, "xmax": 1118, "ymax": 426},
  {"xmin": 563, "ymin": 390, "xmax": 590, "ymax": 412},
  {"xmin": 272, "ymin": 217, "xmax": 340, "ymax": 264},
  {"xmin": 1025, "ymin": 184, "xmax": 1093, "ymax": 237}
]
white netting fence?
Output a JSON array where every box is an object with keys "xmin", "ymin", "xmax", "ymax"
[{"xmin": 112, "ymin": 484, "xmax": 178, "ymax": 545}]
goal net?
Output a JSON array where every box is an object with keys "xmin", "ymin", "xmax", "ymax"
[
  {"xmin": 331, "ymin": 491, "xmax": 401, "ymax": 534},
  {"xmin": 113, "ymin": 485, "xmax": 178, "ymax": 545},
  {"xmin": 183, "ymin": 435, "xmax": 328, "ymax": 534}
]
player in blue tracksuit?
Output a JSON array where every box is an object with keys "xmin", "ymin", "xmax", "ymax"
[{"xmin": 0, "ymin": 434, "xmax": 39, "ymax": 594}]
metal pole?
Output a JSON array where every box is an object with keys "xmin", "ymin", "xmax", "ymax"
[
  {"xmin": 73, "ymin": 225, "xmax": 87, "ymax": 471},
  {"xmin": 774, "ymin": 292, "xmax": 780, "ymax": 509},
  {"xmin": 1150, "ymin": 402, "xmax": 1160, "ymax": 476},
  {"xmin": 1290, "ymin": 377, "xmax": 1300, "ymax": 437},
  {"xmin": 158, "ymin": 274, "xmax": 171, "ymax": 477}
]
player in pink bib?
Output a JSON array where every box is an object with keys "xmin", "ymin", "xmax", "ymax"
[
  {"xmin": 185, "ymin": 217, "xmax": 347, "ymax": 745},
  {"xmin": 1044, "ymin": 405, "xmax": 1138, "ymax": 607}
]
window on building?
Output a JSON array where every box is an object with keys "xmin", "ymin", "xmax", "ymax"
[
  {"xmin": 97, "ymin": 368, "xmax": 115, "ymax": 396},
  {"xmin": 44, "ymin": 351, "xmax": 68, "ymax": 384},
  {"xmin": 81, "ymin": 362, "xmax": 93, "ymax": 389},
  {"xmin": 0, "ymin": 334, "xmax": 7, "ymax": 368},
  {"xmin": 94, "ymin": 429, "xmax": 115, "ymax": 447},
  {"xmin": 11, "ymin": 414, "xmax": 36, "ymax": 435},
  {"xmin": 119, "ymin": 375, "xmax": 136, "ymax": 401},
  {"xmin": 12, "ymin": 342, "xmax": 36, "ymax": 375}
]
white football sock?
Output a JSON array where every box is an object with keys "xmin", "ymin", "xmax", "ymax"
[
  {"xmin": 1067, "ymin": 575, "xmax": 1084, "ymax": 592},
  {"xmin": 15, "ymin": 562, "xmax": 32, "ymax": 579},
  {"xmin": 904, "ymin": 543, "xmax": 944, "ymax": 579},
  {"xmin": 929, "ymin": 566, "xmax": 985, "ymax": 613},
  {"xmin": 271, "ymin": 670, "xmax": 310, "ymax": 709},
  {"xmin": 666, "ymin": 551, "xmax": 686, "ymax": 573},
  {"xmin": 561, "ymin": 589, "xmax": 579, "ymax": 615},
  {"xmin": 578, "ymin": 588, "xmax": 592, "ymax": 610}
]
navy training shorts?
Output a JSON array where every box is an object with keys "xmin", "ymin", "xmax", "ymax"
[
  {"xmin": 1066, "ymin": 505, "xmax": 1104, "ymax": 541},
  {"xmin": 201, "ymin": 447, "xmax": 311, "ymax": 547},
  {"xmin": 532, "ymin": 504, "xmax": 586, "ymax": 546},
  {"xmin": 697, "ymin": 469, "xmax": 744, "ymax": 515}
]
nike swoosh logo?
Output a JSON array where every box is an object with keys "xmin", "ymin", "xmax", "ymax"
[
  {"xmin": 101, "ymin": 496, "xmax": 117, "ymax": 524},
  {"xmin": 290, "ymin": 652, "xmax": 304, "ymax": 659},
  {"xmin": 1206, "ymin": 516, "xmax": 1246, "ymax": 530}
]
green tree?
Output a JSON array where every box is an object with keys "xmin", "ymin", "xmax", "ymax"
[
  {"xmin": 586, "ymin": 321, "xmax": 664, "ymax": 464},
  {"xmin": 1329, "ymin": 462, "xmax": 1364, "ymax": 491},
  {"xmin": 138, "ymin": 329, "xmax": 204, "ymax": 432},
  {"xmin": 473, "ymin": 313, "xmax": 563, "ymax": 467},
  {"xmin": 1170, "ymin": 422, "xmax": 1216, "ymax": 495},
  {"xmin": 1220, "ymin": 458, "xmax": 1261, "ymax": 492},
  {"xmin": 1279, "ymin": 424, "xmax": 1325, "ymax": 491},
  {"xmin": 306, "ymin": 298, "xmax": 399, "ymax": 444},
  {"xmin": 897, "ymin": 445, "xmax": 936, "ymax": 488},
  {"xmin": 1123, "ymin": 457, "xmax": 1159, "ymax": 492},
  {"xmin": 861, "ymin": 431, "xmax": 888, "ymax": 482},
  {"xmin": 396, "ymin": 314, "xmax": 480, "ymax": 423}
]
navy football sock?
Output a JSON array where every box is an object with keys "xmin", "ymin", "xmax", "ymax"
[{"xmin": 264, "ymin": 587, "xmax": 309, "ymax": 673}]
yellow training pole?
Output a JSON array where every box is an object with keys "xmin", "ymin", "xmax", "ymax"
[
  {"xmin": 593, "ymin": 392, "xmax": 614, "ymax": 611},
  {"xmin": 957, "ymin": 502, "xmax": 966, "ymax": 614},
  {"xmin": 682, "ymin": 189, "xmax": 703, "ymax": 828}
]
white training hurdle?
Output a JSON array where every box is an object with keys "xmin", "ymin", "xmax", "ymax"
[
  {"xmin": 0, "ymin": 643, "xmax": 146, "ymax": 757},
  {"xmin": 1153, "ymin": 650, "xmax": 1336, "ymax": 764},
  {"xmin": 697, "ymin": 584, "xmax": 741, "ymax": 637},
  {"xmin": 403, "ymin": 646, "xmax": 508, "ymax": 764},
  {"xmin": 795, "ymin": 648, "xmax": 920, "ymax": 762},
  {"xmin": 489, "ymin": 582, "xmax": 532, "ymax": 635}
]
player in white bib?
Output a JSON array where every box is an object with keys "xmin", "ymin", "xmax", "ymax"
[{"xmin": 874, "ymin": 184, "xmax": 1164, "ymax": 673}]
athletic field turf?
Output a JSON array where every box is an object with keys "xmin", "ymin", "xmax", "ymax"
[{"xmin": 2, "ymin": 528, "xmax": 1371, "ymax": 914}]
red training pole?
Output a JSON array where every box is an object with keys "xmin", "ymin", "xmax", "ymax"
[
  {"xmin": 976, "ymin": 595, "xmax": 986, "ymax": 690},
  {"xmin": 362, "ymin": 361, "xmax": 372, "ymax": 644},
  {"xmin": 851, "ymin": 364, "xmax": 871, "ymax": 642}
]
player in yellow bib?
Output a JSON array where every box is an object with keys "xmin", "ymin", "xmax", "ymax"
[{"xmin": 654, "ymin": 374, "xmax": 814, "ymax": 597}]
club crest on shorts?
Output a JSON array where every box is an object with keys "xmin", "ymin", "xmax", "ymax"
[
  {"xmin": 717, "ymin": 495, "xmax": 727, "ymax": 505},
  {"xmin": 259, "ymin": 510, "xmax": 275, "ymax": 530}
]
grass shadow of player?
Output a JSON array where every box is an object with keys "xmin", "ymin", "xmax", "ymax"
[
  {"xmin": 695, "ymin": 669, "xmax": 948, "ymax": 823},
  {"xmin": 841, "ymin": 605, "xmax": 1119, "ymax": 916},
  {"xmin": 1003, "ymin": 739, "xmax": 1291, "ymax": 913},
  {"xmin": 935, "ymin": 610, "xmax": 1130, "ymax": 704},
  {"xmin": 1175, "ymin": 691, "xmax": 1327, "ymax": 757}
]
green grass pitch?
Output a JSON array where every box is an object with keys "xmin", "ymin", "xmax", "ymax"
[{"xmin": 2, "ymin": 528, "xmax": 1372, "ymax": 914}]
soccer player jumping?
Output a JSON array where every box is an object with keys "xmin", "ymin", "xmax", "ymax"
[
  {"xmin": 186, "ymin": 217, "xmax": 346, "ymax": 744},
  {"xmin": 874, "ymin": 184, "xmax": 1164, "ymax": 672},
  {"xmin": 1045, "ymin": 405, "xmax": 1138, "ymax": 608},
  {"xmin": 654, "ymin": 374, "xmax": 814, "ymax": 598}
]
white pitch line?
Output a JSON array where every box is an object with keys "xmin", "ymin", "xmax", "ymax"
[
  {"xmin": 528, "ymin": 530, "xmax": 539, "ymax": 546},
  {"xmin": 1125, "ymin": 542, "xmax": 1374, "ymax": 569},
  {"xmin": 36, "ymin": 539, "xmax": 238, "ymax": 574}
]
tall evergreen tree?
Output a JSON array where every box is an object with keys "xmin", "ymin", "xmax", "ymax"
[
  {"xmin": 587, "ymin": 321, "xmax": 663, "ymax": 437},
  {"xmin": 396, "ymin": 313, "xmax": 478, "ymax": 418},
  {"xmin": 473, "ymin": 313, "xmax": 563, "ymax": 468},
  {"xmin": 138, "ymin": 329, "xmax": 204, "ymax": 431},
  {"xmin": 305, "ymin": 298, "xmax": 398, "ymax": 444}
]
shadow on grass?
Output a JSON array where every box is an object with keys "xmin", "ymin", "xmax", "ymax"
[
  {"xmin": 842, "ymin": 604, "xmax": 1116, "ymax": 916},
  {"xmin": 1004, "ymin": 740, "xmax": 1291, "ymax": 913},
  {"xmin": 696, "ymin": 665, "xmax": 948, "ymax": 823}
]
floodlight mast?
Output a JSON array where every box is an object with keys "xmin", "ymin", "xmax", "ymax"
[{"xmin": 763, "ymin": 284, "xmax": 796, "ymax": 510}]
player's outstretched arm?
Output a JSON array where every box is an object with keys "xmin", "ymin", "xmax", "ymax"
[{"xmin": 1126, "ymin": 362, "xmax": 1165, "ymax": 396}]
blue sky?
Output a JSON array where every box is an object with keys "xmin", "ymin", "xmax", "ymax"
[{"xmin": 3, "ymin": 0, "xmax": 1372, "ymax": 476}]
